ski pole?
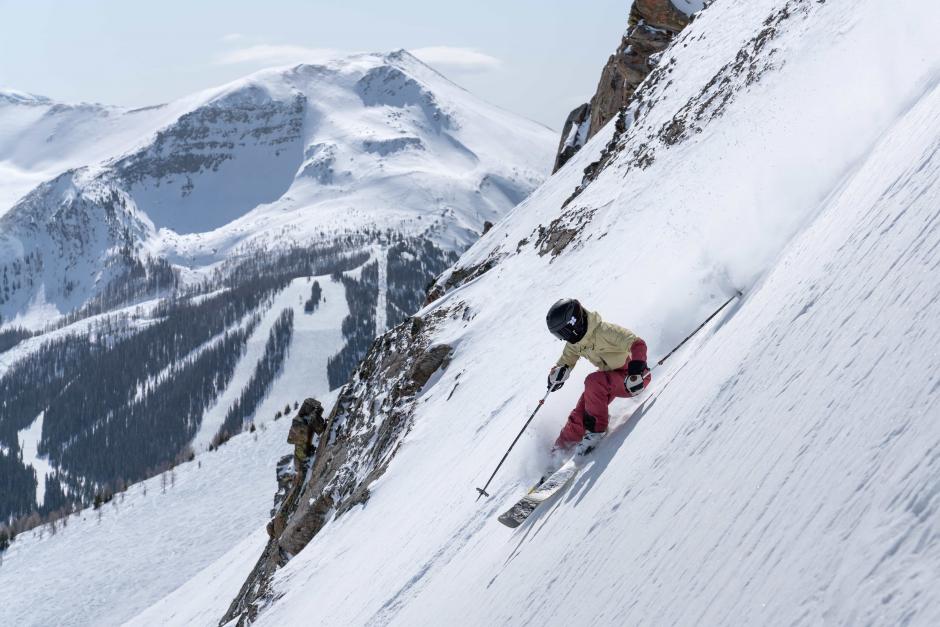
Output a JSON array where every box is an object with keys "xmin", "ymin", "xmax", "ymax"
[
  {"xmin": 655, "ymin": 290, "xmax": 742, "ymax": 368},
  {"xmin": 475, "ymin": 389, "xmax": 551, "ymax": 500}
]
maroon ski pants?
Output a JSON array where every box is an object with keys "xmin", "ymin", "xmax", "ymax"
[{"xmin": 554, "ymin": 340, "xmax": 651, "ymax": 450}]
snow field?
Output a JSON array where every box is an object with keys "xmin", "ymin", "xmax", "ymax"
[
  {"xmin": 0, "ymin": 421, "xmax": 288, "ymax": 627},
  {"xmin": 125, "ymin": 528, "xmax": 270, "ymax": 627},
  {"xmin": 375, "ymin": 245, "xmax": 388, "ymax": 334},
  {"xmin": 16, "ymin": 411, "xmax": 52, "ymax": 507}
]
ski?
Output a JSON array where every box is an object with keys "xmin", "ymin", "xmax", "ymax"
[
  {"xmin": 497, "ymin": 458, "xmax": 580, "ymax": 528},
  {"xmin": 496, "ymin": 436, "xmax": 602, "ymax": 528}
]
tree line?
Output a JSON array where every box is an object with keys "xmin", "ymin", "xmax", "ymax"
[{"xmin": 0, "ymin": 230, "xmax": 457, "ymax": 534}]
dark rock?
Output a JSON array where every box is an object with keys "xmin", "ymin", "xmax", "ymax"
[
  {"xmin": 407, "ymin": 344, "xmax": 453, "ymax": 391},
  {"xmin": 553, "ymin": 103, "xmax": 592, "ymax": 173},
  {"xmin": 534, "ymin": 206, "xmax": 599, "ymax": 257},
  {"xmin": 587, "ymin": 2, "xmax": 690, "ymax": 140},
  {"xmin": 270, "ymin": 454, "xmax": 296, "ymax": 518},
  {"xmin": 286, "ymin": 398, "xmax": 325, "ymax": 463},
  {"xmin": 550, "ymin": 0, "xmax": 692, "ymax": 174}
]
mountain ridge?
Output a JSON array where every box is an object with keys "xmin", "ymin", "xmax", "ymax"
[{"xmin": 0, "ymin": 50, "xmax": 554, "ymax": 326}]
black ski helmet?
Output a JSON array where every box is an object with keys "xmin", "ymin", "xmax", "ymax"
[{"xmin": 546, "ymin": 299, "xmax": 588, "ymax": 343}]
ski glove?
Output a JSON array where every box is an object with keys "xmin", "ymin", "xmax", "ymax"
[
  {"xmin": 625, "ymin": 360, "xmax": 649, "ymax": 395},
  {"xmin": 627, "ymin": 360, "xmax": 648, "ymax": 375},
  {"xmin": 547, "ymin": 365, "xmax": 570, "ymax": 392}
]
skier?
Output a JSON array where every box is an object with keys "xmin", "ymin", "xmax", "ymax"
[{"xmin": 545, "ymin": 299, "xmax": 651, "ymax": 451}]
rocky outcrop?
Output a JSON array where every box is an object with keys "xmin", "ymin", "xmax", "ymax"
[
  {"xmin": 563, "ymin": 0, "xmax": 805, "ymax": 213},
  {"xmin": 553, "ymin": 103, "xmax": 592, "ymax": 172},
  {"xmin": 552, "ymin": 0, "xmax": 694, "ymax": 171},
  {"xmin": 267, "ymin": 398, "xmax": 326, "ymax": 537},
  {"xmin": 221, "ymin": 305, "xmax": 460, "ymax": 625}
]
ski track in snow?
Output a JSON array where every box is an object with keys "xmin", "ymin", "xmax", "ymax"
[
  {"xmin": 133, "ymin": 312, "xmax": 256, "ymax": 406},
  {"xmin": 0, "ymin": 296, "xmax": 164, "ymax": 378}
]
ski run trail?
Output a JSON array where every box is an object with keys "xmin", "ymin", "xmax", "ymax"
[
  {"xmin": 192, "ymin": 276, "xmax": 347, "ymax": 452},
  {"xmin": 2, "ymin": 1, "xmax": 940, "ymax": 625}
]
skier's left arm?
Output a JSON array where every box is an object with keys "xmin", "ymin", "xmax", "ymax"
[
  {"xmin": 601, "ymin": 323, "xmax": 648, "ymax": 372},
  {"xmin": 628, "ymin": 337, "xmax": 648, "ymax": 369}
]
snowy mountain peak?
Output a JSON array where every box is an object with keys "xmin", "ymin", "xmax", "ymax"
[{"xmin": 0, "ymin": 52, "xmax": 556, "ymax": 324}]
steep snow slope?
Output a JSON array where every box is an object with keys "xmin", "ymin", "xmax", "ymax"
[
  {"xmin": 0, "ymin": 50, "xmax": 553, "ymax": 322},
  {"xmin": 167, "ymin": 0, "xmax": 940, "ymax": 625}
]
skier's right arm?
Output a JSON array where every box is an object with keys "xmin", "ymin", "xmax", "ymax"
[{"xmin": 557, "ymin": 343, "xmax": 579, "ymax": 369}]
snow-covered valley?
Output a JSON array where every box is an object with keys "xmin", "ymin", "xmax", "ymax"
[{"xmin": 3, "ymin": 0, "xmax": 940, "ymax": 625}]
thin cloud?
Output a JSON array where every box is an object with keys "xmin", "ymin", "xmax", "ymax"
[
  {"xmin": 215, "ymin": 44, "xmax": 341, "ymax": 66},
  {"xmin": 408, "ymin": 47, "xmax": 502, "ymax": 72},
  {"xmin": 220, "ymin": 33, "xmax": 244, "ymax": 43}
]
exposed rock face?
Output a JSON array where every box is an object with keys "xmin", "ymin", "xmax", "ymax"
[
  {"xmin": 552, "ymin": 0, "xmax": 693, "ymax": 170},
  {"xmin": 635, "ymin": 0, "xmax": 693, "ymax": 33},
  {"xmin": 267, "ymin": 398, "xmax": 326, "ymax": 535},
  {"xmin": 553, "ymin": 103, "xmax": 592, "ymax": 172},
  {"xmin": 115, "ymin": 89, "xmax": 307, "ymax": 234},
  {"xmin": 221, "ymin": 306, "xmax": 459, "ymax": 625}
]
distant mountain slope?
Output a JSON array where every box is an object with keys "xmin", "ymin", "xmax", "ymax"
[
  {"xmin": 0, "ymin": 50, "xmax": 552, "ymax": 323},
  {"xmin": 0, "ymin": 51, "xmax": 554, "ymax": 524}
]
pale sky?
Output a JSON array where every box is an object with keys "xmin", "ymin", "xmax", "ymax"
[{"xmin": 0, "ymin": 0, "xmax": 630, "ymax": 130}]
